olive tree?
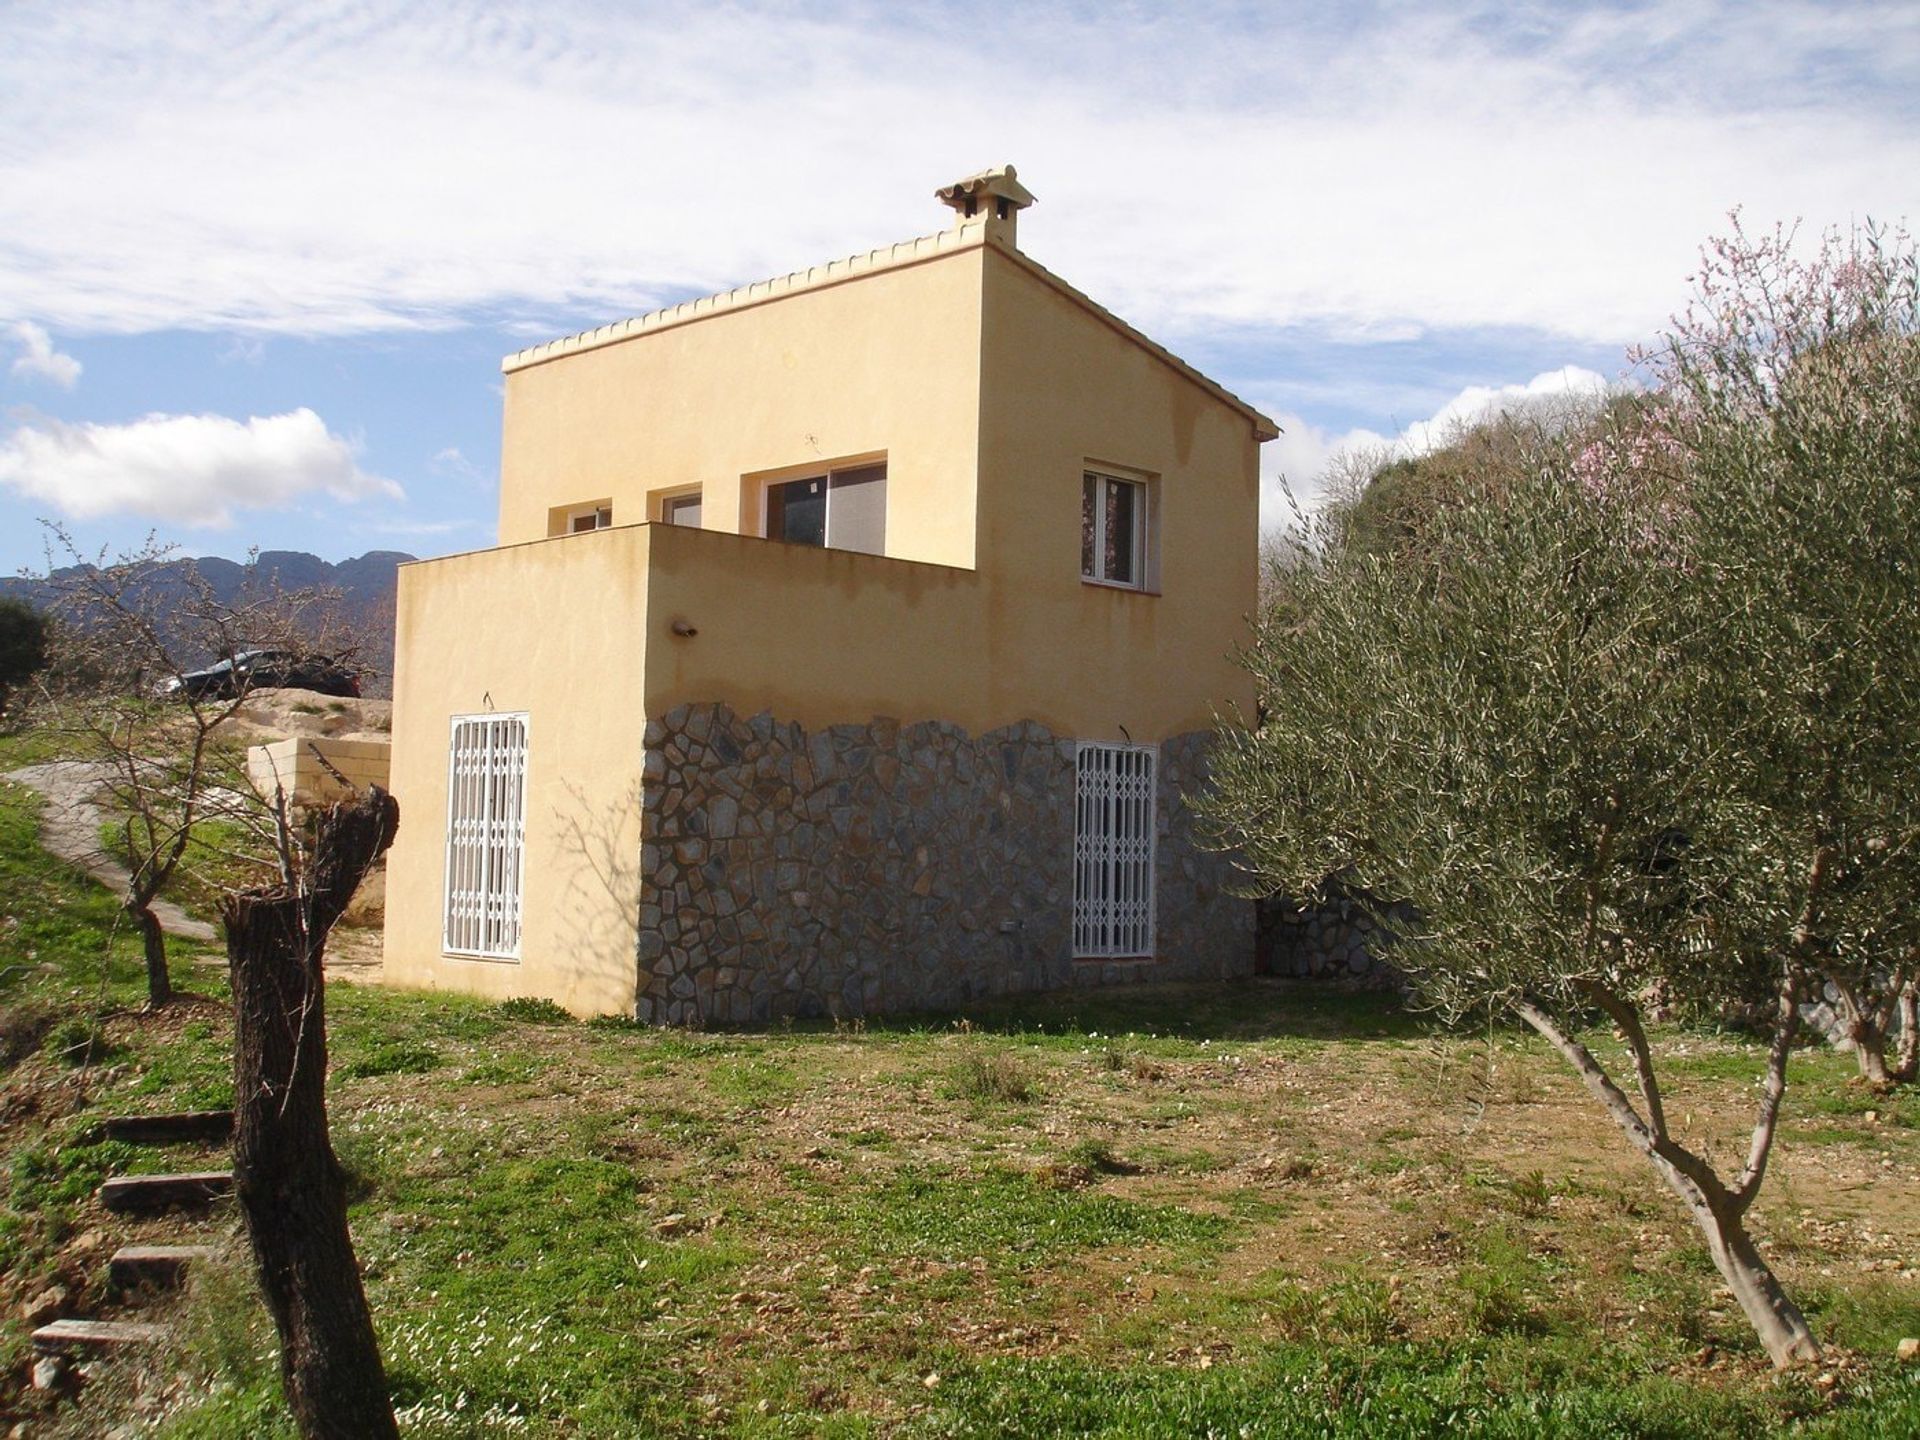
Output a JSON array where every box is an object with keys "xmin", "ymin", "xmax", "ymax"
[
  {"xmin": 0, "ymin": 595, "xmax": 51, "ymax": 720},
  {"xmin": 1207, "ymin": 436, "xmax": 1826, "ymax": 1364},
  {"xmin": 1205, "ymin": 220, "xmax": 1920, "ymax": 1367}
]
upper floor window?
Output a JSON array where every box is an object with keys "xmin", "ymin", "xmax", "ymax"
[
  {"xmin": 555, "ymin": 502, "xmax": 612, "ymax": 535},
  {"xmin": 1082, "ymin": 470, "xmax": 1151, "ymax": 589},
  {"xmin": 650, "ymin": 486, "xmax": 702, "ymax": 527},
  {"xmin": 764, "ymin": 463, "xmax": 886, "ymax": 555}
]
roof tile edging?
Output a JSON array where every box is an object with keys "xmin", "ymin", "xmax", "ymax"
[
  {"xmin": 498, "ymin": 225, "xmax": 1280, "ymax": 441},
  {"xmin": 501, "ymin": 225, "xmax": 980, "ymax": 374}
]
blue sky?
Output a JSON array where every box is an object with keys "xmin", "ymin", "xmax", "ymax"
[{"xmin": 2, "ymin": 0, "xmax": 1916, "ymax": 573}]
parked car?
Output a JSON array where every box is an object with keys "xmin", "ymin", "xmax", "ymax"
[{"xmin": 159, "ymin": 648, "xmax": 361, "ymax": 700}]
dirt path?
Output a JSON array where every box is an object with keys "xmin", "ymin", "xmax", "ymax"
[{"xmin": 4, "ymin": 760, "xmax": 217, "ymax": 944}]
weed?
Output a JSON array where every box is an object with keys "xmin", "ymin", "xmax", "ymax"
[
  {"xmin": 0, "ymin": 1000, "xmax": 55, "ymax": 1070},
  {"xmin": 1510, "ymin": 1167, "xmax": 1552, "ymax": 1216},
  {"xmin": 1064, "ymin": 1138, "xmax": 1127, "ymax": 1174},
  {"xmin": 495, "ymin": 996, "xmax": 575, "ymax": 1025},
  {"xmin": 339, "ymin": 1040, "xmax": 440, "ymax": 1078},
  {"xmin": 45, "ymin": 1013, "xmax": 117, "ymax": 1067},
  {"xmin": 462, "ymin": 1054, "xmax": 540, "ymax": 1086},
  {"xmin": 950, "ymin": 1047, "xmax": 1038, "ymax": 1104}
]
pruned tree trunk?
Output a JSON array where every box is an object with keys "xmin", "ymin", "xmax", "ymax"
[
  {"xmin": 223, "ymin": 787, "xmax": 400, "ymax": 1440},
  {"xmin": 131, "ymin": 899, "xmax": 171, "ymax": 1008}
]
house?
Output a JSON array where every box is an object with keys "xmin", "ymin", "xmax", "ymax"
[{"xmin": 380, "ymin": 167, "xmax": 1278, "ymax": 1021}]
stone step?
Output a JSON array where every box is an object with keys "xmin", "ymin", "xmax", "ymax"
[
  {"xmin": 98, "ymin": 1170, "xmax": 233, "ymax": 1213},
  {"xmin": 31, "ymin": 1318, "xmax": 168, "ymax": 1355},
  {"xmin": 98, "ymin": 1110, "xmax": 233, "ymax": 1146},
  {"xmin": 110, "ymin": 1244, "xmax": 219, "ymax": 1289}
]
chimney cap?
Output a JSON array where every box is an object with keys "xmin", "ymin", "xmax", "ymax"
[{"xmin": 935, "ymin": 165, "xmax": 1036, "ymax": 219}]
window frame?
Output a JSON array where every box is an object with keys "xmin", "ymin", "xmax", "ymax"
[
  {"xmin": 552, "ymin": 500, "xmax": 614, "ymax": 536},
  {"xmin": 755, "ymin": 459, "xmax": 888, "ymax": 555},
  {"xmin": 442, "ymin": 712, "xmax": 529, "ymax": 962},
  {"xmin": 1071, "ymin": 740, "xmax": 1158, "ymax": 960},
  {"xmin": 1081, "ymin": 468, "xmax": 1156, "ymax": 592},
  {"xmin": 651, "ymin": 486, "xmax": 703, "ymax": 527}
]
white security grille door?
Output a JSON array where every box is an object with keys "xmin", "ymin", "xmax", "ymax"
[
  {"xmin": 1073, "ymin": 742, "xmax": 1157, "ymax": 958},
  {"xmin": 443, "ymin": 714, "xmax": 528, "ymax": 958}
]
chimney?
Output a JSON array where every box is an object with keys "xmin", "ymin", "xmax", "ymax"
[{"xmin": 935, "ymin": 164, "xmax": 1036, "ymax": 247}]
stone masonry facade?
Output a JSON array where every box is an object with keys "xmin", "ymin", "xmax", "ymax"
[
  {"xmin": 636, "ymin": 704, "xmax": 1251, "ymax": 1025},
  {"xmin": 1256, "ymin": 887, "xmax": 1409, "ymax": 988}
]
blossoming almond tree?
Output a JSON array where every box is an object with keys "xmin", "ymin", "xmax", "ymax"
[{"xmin": 1649, "ymin": 219, "xmax": 1920, "ymax": 1088}]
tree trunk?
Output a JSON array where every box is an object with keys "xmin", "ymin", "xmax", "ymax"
[
  {"xmin": 223, "ymin": 788, "xmax": 400, "ymax": 1440},
  {"xmin": 1895, "ymin": 980, "xmax": 1918, "ymax": 1085},
  {"xmin": 1652, "ymin": 1162, "xmax": 1820, "ymax": 1366},
  {"xmin": 1852, "ymin": 1035, "xmax": 1893, "ymax": 1087},
  {"xmin": 1828, "ymin": 977, "xmax": 1891, "ymax": 1086},
  {"xmin": 1513, "ymin": 992, "xmax": 1819, "ymax": 1368},
  {"xmin": 131, "ymin": 900, "xmax": 170, "ymax": 1008}
]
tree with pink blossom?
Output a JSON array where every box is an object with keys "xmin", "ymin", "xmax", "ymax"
[{"xmin": 1206, "ymin": 218, "xmax": 1920, "ymax": 1367}]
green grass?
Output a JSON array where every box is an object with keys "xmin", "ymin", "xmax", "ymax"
[{"xmin": 4, "ymin": 769, "xmax": 1920, "ymax": 1437}]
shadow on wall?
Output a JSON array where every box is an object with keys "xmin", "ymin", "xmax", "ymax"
[{"xmin": 549, "ymin": 779, "xmax": 646, "ymax": 1016}]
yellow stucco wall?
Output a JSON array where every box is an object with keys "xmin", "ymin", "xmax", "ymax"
[
  {"xmin": 382, "ymin": 222, "xmax": 1265, "ymax": 1013},
  {"xmin": 381, "ymin": 528, "xmax": 651, "ymax": 1016},
  {"xmin": 497, "ymin": 242, "xmax": 986, "ymax": 569},
  {"xmin": 627, "ymin": 239, "xmax": 1259, "ymax": 740},
  {"xmin": 973, "ymin": 247, "xmax": 1261, "ymax": 739}
]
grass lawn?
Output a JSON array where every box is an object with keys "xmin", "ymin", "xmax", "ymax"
[{"xmin": 1, "ymin": 772, "xmax": 1917, "ymax": 1436}]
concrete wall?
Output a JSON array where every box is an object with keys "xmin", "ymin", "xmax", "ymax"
[
  {"xmin": 246, "ymin": 736, "xmax": 391, "ymax": 808},
  {"xmin": 382, "ymin": 528, "xmax": 651, "ymax": 1017},
  {"xmin": 497, "ymin": 237, "xmax": 985, "ymax": 570},
  {"xmin": 974, "ymin": 248, "xmax": 1262, "ymax": 742}
]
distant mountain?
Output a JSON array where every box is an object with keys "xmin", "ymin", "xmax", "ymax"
[{"xmin": 0, "ymin": 550, "xmax": 415, "ymax": 697}]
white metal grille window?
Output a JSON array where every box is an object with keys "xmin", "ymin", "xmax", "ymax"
[
  {"xmin": 443, "ymin": 713, "xmax": 528, "ymax": 959},
  {"xmin": 1073, "ymin": 742, "xmax": 1157, "ymax": 958}
]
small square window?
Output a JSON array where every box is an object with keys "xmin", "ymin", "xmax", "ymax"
[
  {"xmin": 1082, "ymin": 471, "xmax": 1150, "ymax": 589},
  {"xmin": 662, "ymin": 493, "xmax": 702, "ymax": 527},
  {"xmin": 556, "ymin": 502, "xmax": 612, "ymax": 535}
]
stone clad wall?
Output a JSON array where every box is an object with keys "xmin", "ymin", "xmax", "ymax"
[
  {"xmin": 637, "ymin": 704, "xmax": 1252, "ymax": 1025},
  {"xmin": 1152, "ymin": 730, "xmax": 1253, "ymax": 988},
  {"xmin": 1257, "ymin": 889, "xmax": 1408, "ymax": 987}
]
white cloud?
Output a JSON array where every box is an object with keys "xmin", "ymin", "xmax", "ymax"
[
  {"xmin": 1399, "ymin": 366, "xmax": 1612, "ymax": 453},
  {"xmin": 7, "ymin": 321, "xmax": 81, "ymax": 388},
  {"xmin": 429, "ymin": 446, "xmax": 478, "ymax": 480},
  {"xmin": 0, "ymin": 3, "xmax": 1913, "ymax": 345},
  {"xmin": 0, "ymin": 408, "xmax": 401, "ymax": 527},
  {"xmin": 1259, "ymin": 366, "xmax": 1612, "ymax": 525}
]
